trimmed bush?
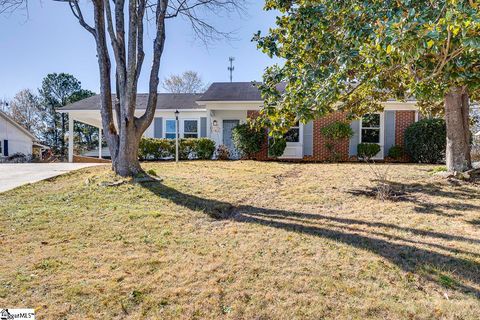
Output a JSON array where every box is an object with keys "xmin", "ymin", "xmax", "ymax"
[
  {"xmin": 139, "ymin": 138, "xmax": 174, "ymax": 160},
  {"xmin": 320, "ymin": 121, "xmax": 354, "ymax": 162},
  {"xmin": 320, "ymin": 121, "xmax": 354, "ymax": 140},
  {"xmin": 268, "ymin": 138, "xmax": 287, "ymax": 158},
  {"xmin": 196, "ymin": 138, "xmax": 216, "ymax": 160},
  {"xmin": 357, "ymin": 143, "xmax": 381, "ymax": 160},
  {"xmin": 387, "ymin": 145, "xmax": 404, "ymax": 160},
  {"xmin": 232, "ymin": 123, "xmax": 265, "ymax": 158},
  {"xmin": 404, "ymin": 118, "xmax": 446, "ymax": 163},
  {"xmin": 138, "ymin": 137, "xmax": 215, "ymax": 161}
]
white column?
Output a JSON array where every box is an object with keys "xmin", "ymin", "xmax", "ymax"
[
  {"xmin": 68, "ymin": 115, "xmax": 74, "ymax": 163},
  {"xmin": 206, "ymin": 110, "xmax": 212, "ymax": 138}
]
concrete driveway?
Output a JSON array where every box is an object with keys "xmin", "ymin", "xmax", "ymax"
[{"xmin": 0, "ymin": 163, "xmax": 103, "ymax": 193}]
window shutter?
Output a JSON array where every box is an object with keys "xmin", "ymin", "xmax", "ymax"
[
  {"xmin": 3, "ymin": 140, "xmax": 8, "ymax": 156},
  {"xmin": 384, "ymin": 111, "xmax": 396, "ymax": 157},
  {"xmin": 200, "ymin": 117, "xmax": 207, "ymax": 137},
  {"xmin": 303, "ymin": 121, "xmax": 313, "ymax": 156},
  {"xmin": 349, "ymin": 120, "xmax": 360, "ymax": 156},
  {"xmin": 154, "ymin": 117, "xmax": 163, "ymax": 138}
]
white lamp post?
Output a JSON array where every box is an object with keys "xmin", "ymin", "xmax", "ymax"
[{"xmin": 175, "ymin": 110, "xmax": 179, "ymax": 163}]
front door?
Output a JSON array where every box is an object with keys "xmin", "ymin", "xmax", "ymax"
[{"xmin": 223, "ymin": 120, "xmax": 240, "ymax": 158}]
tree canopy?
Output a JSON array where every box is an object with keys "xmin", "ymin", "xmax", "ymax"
[
  {"xmin": 162, "ymin": 70, "xmax": 208, "ymax": 93},
  {"xmin": 255, "ymin": 0, "xmax": 480, "ymax": 133}
]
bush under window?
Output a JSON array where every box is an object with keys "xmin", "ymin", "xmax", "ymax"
[
  {"xmin": 268, "ymin": 137, "xmax": 287, "ymax": 158},
  {"xmin": 404, "ymin": 118, "xmax": 446, "ymax": 163},
  {"xmin": 357, "ymin": 143, "xmax": 381, "ymax": 161},
  {"xmin": 139, "ymin": 138, "xmax": 215, "ymax": 161}
]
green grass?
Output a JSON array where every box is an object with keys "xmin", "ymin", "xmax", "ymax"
[{"xmin": 0, "ymin": 161, "xmax": 479, "ymax": 319}]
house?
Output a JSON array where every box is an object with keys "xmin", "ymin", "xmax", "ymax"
[
  {"xmin": 59, "ymin": 82, "xmax": 420, "ymax": 162},
  {"xmin": 0, "ymin": 110, "xmax": 47, "ymax": 158}
]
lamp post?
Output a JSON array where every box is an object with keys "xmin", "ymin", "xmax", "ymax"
[{"xmin": 175, "ymin": 110, "xmax": 179, "ymax": 163}]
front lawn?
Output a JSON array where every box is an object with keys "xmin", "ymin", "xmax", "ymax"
[{"xmin": 0, "ymin": 162, "xmax": 479, "ymax": 319}]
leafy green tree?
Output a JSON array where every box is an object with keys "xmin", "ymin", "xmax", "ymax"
[
  {"xmin": 39, "ymin": 73, "xmax": 82, "ymax": 156},
  {"xmin": 255, "ymin": 0, "xmax": 479, "ymax": 172}
]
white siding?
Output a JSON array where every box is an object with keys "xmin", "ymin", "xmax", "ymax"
[
  {"xmin": 0, "ymin": 115, "xmax": 34, "ymax": 156},
  {"xmin": 208, "ymin": 110, "xmax": 248, "ymax": 147},
  {"xmin": 142, "ymin": 110, "xmax": 207, "ymax": 138}
]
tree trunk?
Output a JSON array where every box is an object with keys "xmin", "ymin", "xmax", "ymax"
[
  {"xmin": 444, "ymin": 87, "xmax": 472, "ymax": 172},
  {"xmin": 111, "ymin": 116, "xmax": 142, "ymax": 176}
]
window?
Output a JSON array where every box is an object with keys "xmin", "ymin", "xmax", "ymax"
[
  {"xmin": 165, "ymin": 119, "xmax": 176, "ymax": 139},
  {"xmin": 183, "ymin": 120, "xmax": 198, "ymax": 138},
  {"xmin": 361, "ymin": 114, "xmax": 381, "ymax": 143},
  {"xmin": 0, "ymin": 140, "xmax": 2, "ymax": 155},
  {"xmin": 284, "ymin": 121, "xmax": 300, "ymax": 143}
]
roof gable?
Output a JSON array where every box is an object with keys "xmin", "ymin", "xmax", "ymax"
[
  {"xmin": 197, "ymin": 82, "xmax": 286, "ymax": 102},
  {"xmin": 0, "ymin": 111, "xmax": 36, "ymax": 140}
]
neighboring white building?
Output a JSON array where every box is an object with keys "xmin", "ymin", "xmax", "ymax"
[{"xmin": 0, "ymin": 111, "xmax": 36, "ymax": 157}]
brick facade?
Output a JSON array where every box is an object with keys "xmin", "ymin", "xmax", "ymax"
[
  {"xmin": 305, "ymin": 112, "xmax": 350, "ymax": 162},
  {"xmin": 394, "ymin": 111, "xmax": 416, "ymax": 162},
  {"xmin": 247, "ymin": 110, "xmax": 351, "ymax": 162},
  {"xmin": 247, "ymin": 110, "xmax": 416, "ymax": 162}
]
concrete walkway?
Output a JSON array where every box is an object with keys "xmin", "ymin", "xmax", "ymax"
[{"xmin": 0, "ymin": 163, "xmax": 103, "ymax": 193}]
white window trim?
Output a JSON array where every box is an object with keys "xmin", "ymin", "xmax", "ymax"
[
  {"xmin": 279, "ymin": 122, "xmax": 304, "ymax": 159},
  {"xmin": 164, "ymin": 118, "xmax": 200, "ymax": 139},
  {"xmin": 359, "ymin": 112, "xmax": 385, "ymax": 160},
  {"xmin": 183, "ymin": 119, "xmax": 200, "ymax": 138}
]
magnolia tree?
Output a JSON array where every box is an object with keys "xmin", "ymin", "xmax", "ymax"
[
  {"xmin": 255, "ymin": 0, "xmax": 480, "ymax": 172},
  {"xmin": 2, "ymin": 0, "xmax": 245, "ymax": 176}
]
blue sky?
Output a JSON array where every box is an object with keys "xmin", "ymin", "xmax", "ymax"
[{"xmin": 0, "ymin": 1, "xmax": 279, "ymax": 99}]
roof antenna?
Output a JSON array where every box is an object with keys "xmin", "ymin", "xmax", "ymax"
[{"xmin": 228, "ymin": 57, "xmax": 235, "ymax": 82}]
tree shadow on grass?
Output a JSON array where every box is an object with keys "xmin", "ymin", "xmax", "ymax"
[
  {"xmin": 139, "ymin": 181, "xmax": 480, "ymax": 298},
  {"xmin": 348, "ymin": 181, "xmax": 480, "ymax": 217}
]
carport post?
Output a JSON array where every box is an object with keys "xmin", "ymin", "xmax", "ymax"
[
  {"xmin": 98, "ymin": 127, "xmax": 102, "ymax": 159},
  {"xmin": 68, "ymin": 116, "xmax": 74, "ymax": 163}
]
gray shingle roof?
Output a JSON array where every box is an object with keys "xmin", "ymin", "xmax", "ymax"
[
  {"xmin": 60, "ymin": 93, "xmax": 204, "ymax": 111},
  {"xmin": 197, "ymin": 82, "xmax": 285, "ymax": 102}
]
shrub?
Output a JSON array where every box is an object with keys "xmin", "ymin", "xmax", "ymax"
[
  {"xmin": 357, "ymin": 143, "xmax": 381, "ymax": 160},
  {"xmin": 139, "ymin": 138, "xmax": 174, "ymax": 160},
  {"xmin": 216, "ymin": 145, "xmax": 231, "ymax": 160},
  {"xmin": 138, "ymin": 137, "xmax": 215, "ymax": 161},
  {"xmin": 387, "ymin": 145, "xmax": 404, "ymax": 160},
  {"xmin": 268, "ymin": 138, "xmax": 287, "ymax": 158},
  {"xmin": 231, "ymin": 123, "xmax": 265, "ymax": 158},
  {"xmin": 320, "ymin": 121, "xmax": 354, "ymax": 161},
  {"xmin": 320, "ymin": 121, "xmax": 354, "ymax": 140},
  {"xmin": 404, "ymin": 118, "xmax": 446, "ymax": 163},
  {"xmin": 196, "ymin": 138, "xmax": 216, "ymax": 160},
  {"xmin": 178, "ymin": 138, "xmax": 197, "ymax": 160}
]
